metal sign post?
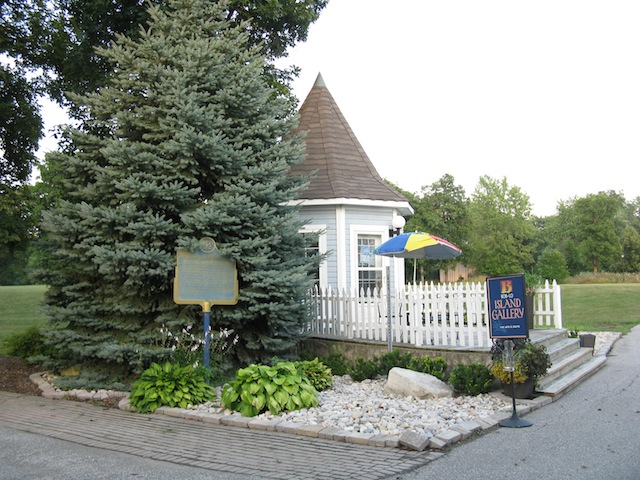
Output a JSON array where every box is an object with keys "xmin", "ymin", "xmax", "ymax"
[
  {"xmin": 487, "ymin": 274, "xmax": 532, "ymax": 427},
  {"xmin": 174, "ymin": 238, "xmax": 238, "ymax": 370},
  {"xmin": 499, "ymin": 339, "xmax": 533, "ymax": 428}
]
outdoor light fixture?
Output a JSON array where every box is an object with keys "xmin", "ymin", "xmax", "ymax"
[{"xmin": 390, "ymin": 212, "xmax": 406, "ymax": 237}]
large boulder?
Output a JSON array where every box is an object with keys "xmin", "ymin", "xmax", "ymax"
[{"xmin": 383, "ymin": 367, "xmax": 454, "ymax": 399}]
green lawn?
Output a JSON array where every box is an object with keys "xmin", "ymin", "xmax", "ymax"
[
  {"xmin": 561, "ymin": 283, "xmax": 640, "ymax": 335},
  {"xmin": 0, "ymin": 285, "xmax": 48, "ymax": 355}
]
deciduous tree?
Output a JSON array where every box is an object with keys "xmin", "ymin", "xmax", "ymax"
[{"xmin": 466, "ymin": 176, "xmax": 535, "ymax": 276}]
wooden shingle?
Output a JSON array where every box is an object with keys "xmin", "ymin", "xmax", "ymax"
[{"xmin": 290, "ymin": 74, "xmax": 408, "ymax": 203}]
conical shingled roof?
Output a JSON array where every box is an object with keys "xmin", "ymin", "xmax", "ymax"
[{"xmin": 290, "ymin": 74, "xmax": 408, "ymax": 203}]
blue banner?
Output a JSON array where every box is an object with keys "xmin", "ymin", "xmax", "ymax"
[{"xmin": 487, "ymin": 274, "xmax": 528, "ymax": 339}]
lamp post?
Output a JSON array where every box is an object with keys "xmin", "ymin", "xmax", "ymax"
[{"xmin": 385, "ymin": 213, "xmax": 405, "ymax": 352}]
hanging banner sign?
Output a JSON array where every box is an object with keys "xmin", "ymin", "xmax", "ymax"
[
  {"xmin": 173, "ymin": 238, "xmax": 239, "ymax": 307},
  {"xmin": 487, "ymin": 274, "xmax": 528, "ymax": 339}
]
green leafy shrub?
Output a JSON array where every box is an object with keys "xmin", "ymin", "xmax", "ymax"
[
  {"xmin": 54, "ymin": 370, "xmax": 128, "ymax": 392},
  {"xmin": 407, "ymin": 355, "xmax": 448, "ymax": 380},
  {"xmin": 129, "ymin": 362, "xmax": 216, "ymax": 413},
  {"xmin": 448, "ymin": 363, "xmax": 494, "ymax": 395},
  {"xmin": 301, "ymin": 358, "xmax": 333, "ymax": 391},
  {"xmin": 319, "ymin": 348, "xmax": 350, "ymax": 376},
  {"xmin": 3, "ymin": 326, "xmax": 53, "ymax": 360},
  {"xmin": 377, "ymin": 350, "xmax": 414, "ymax": 374},
  {"xmin": 221, "ymin": 361, "xmax": 318, "ymax": 417},
  {"xmin": 348, "ymin": 357, "xmax": 381, "ymax": 382}
]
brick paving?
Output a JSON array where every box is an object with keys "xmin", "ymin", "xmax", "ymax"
[{"xmin": 0, "ymin": 391, "xmax": 442, "ymax": 479}]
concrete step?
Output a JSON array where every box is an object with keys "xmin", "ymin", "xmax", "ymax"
[
  {"xmin": 537, "ymin": 355, "xmax": 607, "ymax": 397},
  {"xmin": 529, "ymin": 328, "xmax": 604, "ymax": 397},
  {"xmin": 538, "ymin": 346, "xmax": 594, "ymax": 387},
  {"xmin": 545, "ymin": 337, "xmax": 581, "ymax": 364},
  {"xmin": 529, "ymin": 329, "xmax": 568, "ymax": 349}
]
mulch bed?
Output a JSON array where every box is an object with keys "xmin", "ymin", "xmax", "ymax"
[{"xmin": 0, "ymin": 356, "xmax": 44, "ymax": 396}]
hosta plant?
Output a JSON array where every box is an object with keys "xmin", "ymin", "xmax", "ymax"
[
  {"xmin": 300, "ymin": 358, "xmax": 333, "ymax": 391},
  {"xmin": 129, "ymin": 361, "xmax": 217, "ymax": 413},
  {"xmin": 221, "ymin": 361, "xmax": 319, "ymax": 417}
]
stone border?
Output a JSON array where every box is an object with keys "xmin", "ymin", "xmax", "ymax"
[
  {"xmin": 29, "ymin": 331, "xmax": 622, "ymax": 452},
  {"xmin": 116, "ymin": 393, "xmax": 551, "ymax": 452},
  {"xmin": 30, "ymin": 370, "xmax": 524, "ymax": 451},
  {"xmin": 29, "ymin": 372, "xmax": 128, "ymax": 402}
]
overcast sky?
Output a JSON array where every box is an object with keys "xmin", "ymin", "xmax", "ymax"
[
  {"xmin": 37, "ymin": 1, "xmax": 640, "ymax": 217},
  {"xmin": 277, "ymin": 0, "xmax": 640, "ymax": 217}
]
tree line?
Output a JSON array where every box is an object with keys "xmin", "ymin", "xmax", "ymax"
[{"xmin": 393, "ymin": 174, "xmax": 640, "ymax": 283}]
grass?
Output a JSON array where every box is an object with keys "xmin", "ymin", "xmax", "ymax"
[
  {"xmin": 0, "ymin": 283, "xmax": 638, "ymax": 356},
  {"xmin": 561, "ymin": 283, "xmax": 640, "ymax": 335},
  {"xmin": 0, "ymin": 285, "xmax": 48, "ymax": 355}
]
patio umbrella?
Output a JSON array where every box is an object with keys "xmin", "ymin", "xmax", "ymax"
[
  {"xmin": 373, "ymin": 232, "xmax": 462, "ymax": 260},
  {"xmin": 374, "ymin": 232, "xmax": 462, "ymax": 284}
]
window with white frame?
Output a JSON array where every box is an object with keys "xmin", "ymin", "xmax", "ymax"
[
  {"xmin": 300, "ymin": 225, "xmax": 327, "ymax": 289},
  {"xmin": 357, "ymin": 234, "xmax": 382, "ymax": 293}
]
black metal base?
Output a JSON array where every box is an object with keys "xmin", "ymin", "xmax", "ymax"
[
  {"xmin": 499, "ymin": 369, "xmax": 533, "ymax": 428},
  {"xmin": 499, "ymin": 412, "xmax": 533, "ymax": 428}
]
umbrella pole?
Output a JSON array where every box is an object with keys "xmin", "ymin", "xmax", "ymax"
[
  {"xmin": 386, "ymin": 266, "xmax": 392, "ymax": 352},
  {"xmin": 413, "ymin": 259, "xmax": 417, "ymax": 285}
]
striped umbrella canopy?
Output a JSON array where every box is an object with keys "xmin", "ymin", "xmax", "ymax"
[{"xmin": 373, "ymin": 232, "xmax": 462, "ymax": 259}]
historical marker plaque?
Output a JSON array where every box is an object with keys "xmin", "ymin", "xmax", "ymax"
[{"xmin": 173, "ymin": 238, "xmax": 238, "ymax": 307}]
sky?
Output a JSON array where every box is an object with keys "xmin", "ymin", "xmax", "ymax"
[
  {"xmin": 275, "ymin": 0, "xmax": 640, "ymax": 217},
  {"xmin": 38, "ymin": 1, "xmax": 640, "ymax": 217}
]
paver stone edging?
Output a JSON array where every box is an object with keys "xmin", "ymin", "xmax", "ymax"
[{"xmin": 29, "ymin": 371, "xmax": 545, "ymax": 452}]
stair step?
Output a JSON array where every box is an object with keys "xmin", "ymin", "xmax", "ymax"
[
  {"xmin": 529, "ymin": 329, "xmax": 568, "ymax": 349},
  {"xmin": 545, "ymin": 337, "xmax": 581, "ymax": 363},
  {"xmin": 540, "ymin": 347, "xmax": 593, "ymax": 386},
  {"xmin": 537, "ymin": 356, "xmax": 607, "ymax": 397}
]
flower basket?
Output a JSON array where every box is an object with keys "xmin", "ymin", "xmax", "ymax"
[
  {"xmin": 490, "ymin": 341, "xmax": 551, "ymax": 394},
  {"xmin": 502, "ymin": 377, "xmax": 535, "ymax": 399}
]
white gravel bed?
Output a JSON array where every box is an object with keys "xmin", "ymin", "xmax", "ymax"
[{"xmin": 195, "ymin": 375, "xmax": 511, "ymax": 440}]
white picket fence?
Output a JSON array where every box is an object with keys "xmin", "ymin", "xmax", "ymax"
[{"xmin": 306, "ymin": 280, "xmax": 562, "ymax": 349}]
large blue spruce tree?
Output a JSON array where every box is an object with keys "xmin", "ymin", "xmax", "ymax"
[{"xmin": 38, "ymin": 0, "xmax": 318, "ymax": 382}]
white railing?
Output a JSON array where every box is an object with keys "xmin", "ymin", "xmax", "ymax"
[{"xmin": 306, "ymin": 280, "xmax": 562, "ymax": 349}]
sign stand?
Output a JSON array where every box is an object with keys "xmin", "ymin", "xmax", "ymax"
[
  {"xmin": 486, "ymin": 274, "xmax": 533, "ymax": 428},
  {"xmin": 499, "ymin": 339, "xmax": 533, "ymax": 428},
  {"xmin": 174, "ymin": 238, "xmax": 239, "ymax": 371}
]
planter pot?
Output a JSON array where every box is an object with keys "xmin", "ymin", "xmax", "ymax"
[
  {"xmin": 580, "ymin": 334, "xmax": 596, "ymax": 348},
  {"xmin": 525, "ymin": 294, "xmax": 534, "ymax": 330},
  {"xmin": 502, "ymin": 378, "xmax": 535, "ymax": 399}
]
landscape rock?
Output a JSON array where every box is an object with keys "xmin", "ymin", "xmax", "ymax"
[{"xmin": 383, "ymin": 367, "xmax": 454, "ymax": 400}]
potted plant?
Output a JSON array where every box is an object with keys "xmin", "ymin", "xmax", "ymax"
[
  {"xmin": 579, "ymin": 333, "xmax": 596, "ymax": 349},
  {"xmin": 490, "ymin": 340, "xmax": 552, "ymax": 399},
  {"xmin": 568, "ymin": 326, "xmax": 596, "ymax": 349}
]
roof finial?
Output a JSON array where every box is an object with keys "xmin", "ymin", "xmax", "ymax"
[{"xmin": 314, "ymin": 72, "xmax": 326, "ymax": 88}]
